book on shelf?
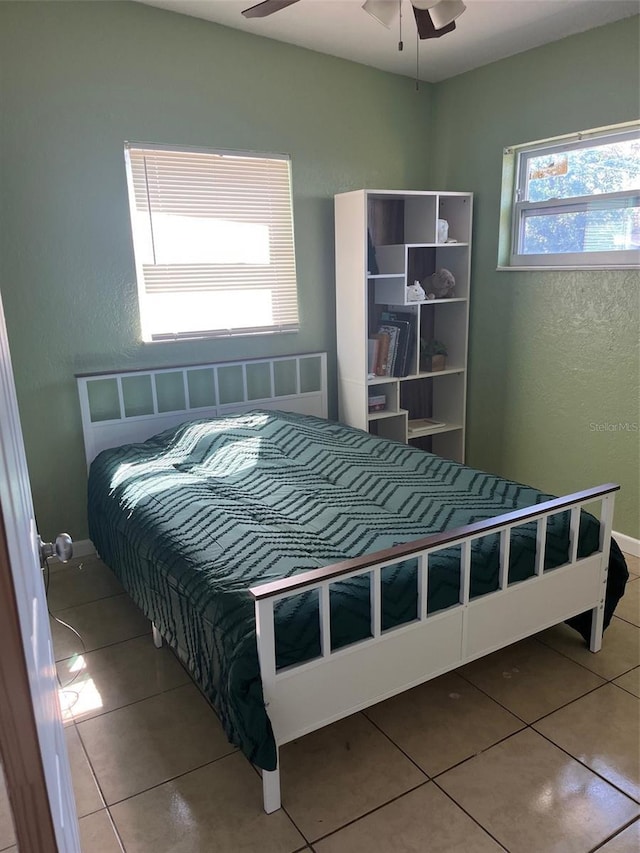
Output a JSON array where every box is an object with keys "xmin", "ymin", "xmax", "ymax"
[
  {"xmin": 377, "ymin": 324, "xmax": 400, "ymax": 376},
  {"xmin": 368, "ymin": 394, "xmax": 387, "ymax": 413},
  {"xmin": 367, "ymin": 338, "xmax": 379, "ymax": 375},
  {"xmin": 380, "ymin": 310, "xmax": 417, "ymax": 376},
  {"xmin": 407, "ymin": 418, "xmax": 446, "ymax": 434},
  {"xmin": 372, "ymin": 331, "xmax": 391, "ymax": 376}
]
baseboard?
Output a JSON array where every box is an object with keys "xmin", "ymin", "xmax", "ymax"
[{"xmin": 613, "ymin": 530, "xmax": 640, "ymax": 558}]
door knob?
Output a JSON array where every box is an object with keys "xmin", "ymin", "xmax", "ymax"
[{"xmin": 39, "ymin": 533, "xmax": 73, "ymax": 565}]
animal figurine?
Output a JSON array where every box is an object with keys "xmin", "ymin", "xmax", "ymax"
[
  {"xmin": 423, "ymin": 268, "xmax": 456, "ymax": 299},
  {"xmin": 406, "ymin": 280, "xmax": 426, "ymax": 302}
]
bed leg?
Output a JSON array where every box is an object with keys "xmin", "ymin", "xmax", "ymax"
[
  {"xmin": 261, "ymin": 764, "xmax": 281, "ymax": 814},
  {"xmin": 589, "ymin": 603, "xmax": 604, "ymax": 653},
  {"xmin": 152, "ymin": 623, "xmax": 163, "ymax": 649}
]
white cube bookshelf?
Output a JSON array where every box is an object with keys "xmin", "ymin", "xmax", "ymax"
[{"xmin": 335, "ymin": 189, "xmax": 473, "ymax": 462}]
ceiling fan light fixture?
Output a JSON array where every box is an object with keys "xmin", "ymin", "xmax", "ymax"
[
  {"xmin": 362, "ymin": 0, "xmax": 398, "ymax": 30},
  {"xmin": 426, "ymin": 0, "xmax": 466, "ymax": 30}
]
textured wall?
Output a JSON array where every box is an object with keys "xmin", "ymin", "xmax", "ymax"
[
  {"xmin": 1, "ymin": 3, "xmax": 638, "ymax": 543},
  {"xmin": 430, "ymin": 17, "xmax": 640, "ymax": 537},
  {"xmin": 0, "ymin": 1, "xmax": 432, "ymax": 539}
]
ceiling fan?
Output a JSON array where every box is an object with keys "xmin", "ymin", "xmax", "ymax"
[{"xmin": 241, "ymin": 1, "xmax": 466, "ymax": 40}]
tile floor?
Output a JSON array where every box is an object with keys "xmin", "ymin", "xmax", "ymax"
[{"xmin": 1, "ymin": 552, "xmax": 639, "ymax": 852}]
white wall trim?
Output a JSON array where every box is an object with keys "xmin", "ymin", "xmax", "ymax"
[{"xmin": 613, "ymin": 530, "xmax": 640, "ymax": 558}]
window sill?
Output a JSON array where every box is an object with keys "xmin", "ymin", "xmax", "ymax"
[{"xmin": 497, "ymin": 263, "xmax": 639, "ymax": 272}]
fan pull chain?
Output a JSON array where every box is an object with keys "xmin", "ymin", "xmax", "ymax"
[
  {"xmin": 416, "ymin": 26, "xmax": 420, "ymax": 90},
  {"xmin": 398, "ymin": 0, "xmax": 403, "ymax": 51}
]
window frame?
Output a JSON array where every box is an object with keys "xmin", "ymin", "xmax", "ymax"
[
  {"xmin": 500, "ymin": 124, "xmax": 640, "ymax": 270},
  {"xmin": 124, "ymin": 141, "xmax": 300, "ymax": 343}
]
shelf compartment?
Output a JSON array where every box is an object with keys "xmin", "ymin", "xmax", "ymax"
[
  {"xmin": 410, "ymin": 429, "xmax": 465, "ymax": 464},
  {"xmin": 367, "ymin": 381, "xmax": 400, "ymax": 416},
  {"xmin": 401, "ymin": 372, "xmax": 466, "ymax": 435},
  {"xmin": 419, "ymin": 302, "xmax": 468, "ymax": 370},
  {"xmin": 438, "ymin": 195, "xmax": 472, "ymax": 244},
  {"xmin": 373, "ymin": 244, "xmax": 470, "ymax": 305},
  {"xmin": 369, "ymin": 410, "xmax": 408, "ymax": 443},
  {"xmin": 369, "ymin": 407, "xmax": 408, "ymax": 422}
]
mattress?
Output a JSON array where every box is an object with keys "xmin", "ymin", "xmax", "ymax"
[{"xmin": 87, "ymin": 410, "xmax": 627, "ymax": 770}]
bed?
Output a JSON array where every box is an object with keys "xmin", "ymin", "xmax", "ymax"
[{"xmin": 77, "ymin": 352, "xmax": 628, "ymax": 814}]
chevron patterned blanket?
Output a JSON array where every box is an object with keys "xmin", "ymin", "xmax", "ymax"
[{"xmin": 87, "ymin": 410, "xmax": 626, "ymax": 770}]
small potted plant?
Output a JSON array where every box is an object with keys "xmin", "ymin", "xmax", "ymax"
[{"xmin": 420, "ymin": 338, "xmax": 448, "ymax": 372}]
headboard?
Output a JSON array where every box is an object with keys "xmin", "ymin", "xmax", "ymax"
[{"xmin": 76, "ymin": 352, "xmax": 327, "ymax": 468}]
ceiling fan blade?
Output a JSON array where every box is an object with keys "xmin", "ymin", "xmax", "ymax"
[
  {"xmin": 412, "ymin": 7, "xmax": 456, "ymax": 39},
  {"xmin": 242, "ymin": 0, "xmax": 301, "ymax": 19}
]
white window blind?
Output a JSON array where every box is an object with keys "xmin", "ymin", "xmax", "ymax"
[{"xmin": 125, "ymin": 143, "xmax": 299, "ymax": 341}]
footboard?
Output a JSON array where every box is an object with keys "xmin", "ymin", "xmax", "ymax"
[{"xmin": 250, "ymin": 483, "xmax": 617, "ymax": 812}]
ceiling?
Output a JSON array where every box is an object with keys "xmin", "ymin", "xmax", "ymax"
[{"xmin": 135, "ymin": 0, "xmax": 638, "ymax": 82}]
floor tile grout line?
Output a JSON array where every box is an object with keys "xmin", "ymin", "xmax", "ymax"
[
  {"xmin": 97, "ymin": 749, "xmax": 238, "ymax": 811},
  {"xmin": 431, "ymin": 778, "xmax": 511, "ymax": 852},
  {"xmin": 533, "ymin": 727, "xmax": 640, "ymax": 805},
  {"xmin": 54, "ymin": 628, "xmax": 155, "ymax": 665},
  {"xmin": 75, "ymin": 803, "xmax": 108, "ymax": 821},
  {"xmin": 73, "ymin": 720, "xmax": 113, "ymax": 816},
  {"xmin": 72, "ymin": 680, "xmax": 228, "ymax": 735},
  {"xmin": 246, "ymin": 754, "xmax": 314, "ymax": 849},
  {"xmin": 361, "ymin": 710, "xmax": 433, "ymax": 780},
  {"xmin": 50, "ymin": 567, "xmax": 638, "ymax": 849},
  {"xmin": 606, "ymin": 664, "xmax": 640, "ymax": 684},
  {"xmin": 610, "ymin": 679, "xmax": 640, "ymax": 699},
  {"xmin": 60, "ymin": 672, "xmax": 192, "ymax": 726},
  {"xmin": 67, "ymin": 726, "xmax": 127, "ymax": 851},
  {"xmin": 84, "ymin": 806, "xmax": 126, "ymax": 853},
  {"xmin": 106, "ymin": 810, "xmax": 127, "ymax": 853},
  {"xmin": 50, "ymin": 591, "xmax": 135, "ymax": 619},
  {"xmin": 587, "ymin": 816, "xmax": 640, "ymax": 852},
  {"xmin": 306, "ymin": 779, "xmax": 431, "ymax": 847},
  {"xmin": 430, "ymin": 726, "xmax": 528, "ymax": 782},
  {"xmin": 455, "ymin": 665, "xmax": 611, "ymax": 728},
  {"xmin": 531, "ymin": 633, "xmax": 627, "ymax": 683},
  {"xmin": 523, "ymin": 680, "xmax": 613, "ymax": 727},
  {"xmin": 49, "ymin": 588, "xmax": 126, "ymax": 613},
  {"xmin": 454, "ymin": 669, "xmax": 538, "ymax": 725},
  {"xmin": 56, "ymin": 622, "xmax": 165, "ymax": 671},
  {"xmin": 423, "ymin": 677, "xmax": 636, "ymax": 793},
  {"xmin": 67, "ymin": 720, "xmax": 109, "ymax": 817},
  {"xmin": 613, "ymin": 613, "xmax": 640, "ymax": 629},
  {"xmin": 72, "ymin": 683, "xmax": 237, "ymax": 815}
]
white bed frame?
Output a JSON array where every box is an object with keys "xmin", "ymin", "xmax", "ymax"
[{"xmin": 76, "ymin": 353, "xmax": 618, "ymax": 815}]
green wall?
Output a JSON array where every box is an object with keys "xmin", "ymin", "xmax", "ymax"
[
  {"xmin": 1, "ymin": 2, "xmax": 638, "ymax": 542},
  {"xmin": 0, "ymin": 1, "xmax": 432, "ymax": 540},
  {"xmin": 430, "ymin": 17, "xmax": 640, "ymax": 537}
]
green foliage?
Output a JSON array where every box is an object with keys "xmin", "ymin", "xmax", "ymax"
[
  {"xmin": 420, "ymin": 338, "xmax": 448, "ymax": 357},
  {"xmin": 522, "ymin": 136, "xmax": 640, "ymax": 254}
]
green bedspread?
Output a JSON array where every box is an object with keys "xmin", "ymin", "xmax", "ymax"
[{"xmin": 87, "ymin": 410, "xmax": 625, "ymax": 770}]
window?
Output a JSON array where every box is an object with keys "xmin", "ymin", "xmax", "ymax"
[
  {"xmin": 124, "ymin": 143, "xmax": 299, "ymax": 341},
  {"xmin": 499, "ymin": 124, "xmax": 640, "ymax": 269}
]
